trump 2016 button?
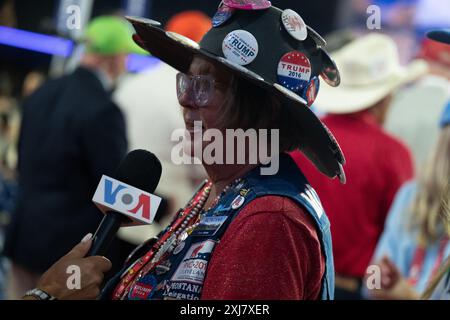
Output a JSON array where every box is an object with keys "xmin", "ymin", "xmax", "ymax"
[
  {"xmin": 277, "ymin": 51, "xmax": 312, "ymax": 94},
  {"xmin": 222, "ymin": 30, "xmax": 259, "ymax": 66}
]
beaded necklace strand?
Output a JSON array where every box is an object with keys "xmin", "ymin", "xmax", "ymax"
[{"xmin": 112, "ymin": 178, "xmax": 242, "ymax": 300}]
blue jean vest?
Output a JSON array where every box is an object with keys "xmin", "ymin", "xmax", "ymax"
[{"xmin": 101, "ymin": 154, "xmax": 334, "ymax": 300}]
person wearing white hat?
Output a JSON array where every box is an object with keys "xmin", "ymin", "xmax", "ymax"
[{"xmin": 291, "ymin": 33, "xmax": 427, "ymax": 299}]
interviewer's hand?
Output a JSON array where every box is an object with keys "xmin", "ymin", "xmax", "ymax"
[{"xmin": 31, "ymin": 233, "xmax": 112, "ymax": 300}]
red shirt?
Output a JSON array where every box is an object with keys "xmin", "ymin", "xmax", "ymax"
[
  {"xmin": 201, "ymin": 195, "xmax": 325, "ymax": 300},
  {"xmin": 290, "ymin": 112, "xmax": 414, "ymax": 278}
]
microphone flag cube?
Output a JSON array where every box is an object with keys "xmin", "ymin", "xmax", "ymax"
[{"xmin": 92, "ymin": 175, "xmax": 162, "ymax": 225}]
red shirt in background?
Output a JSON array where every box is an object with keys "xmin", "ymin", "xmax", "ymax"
[
  {"xmin": 290, "ymin": 112, "xmax": 414, "ymax": 278},
  {"xmin": 201, "ymin": 196, "xmax": 325, "ymax": 300}
]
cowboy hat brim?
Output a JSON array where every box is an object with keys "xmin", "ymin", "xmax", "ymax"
[
  {"xmin": 126, "ymin": 15, "xmax": 345, "ymax": 182},
  {"xmin": 315, "ymin": 59, "xmax": 428, "ymax": 114}
]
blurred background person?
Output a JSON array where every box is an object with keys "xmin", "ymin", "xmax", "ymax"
[
  {"xmin": 367, "ymin": 99, "xmax": 450, "ymax": 300},
  {"xmin": 1, "ymin": 15, "xmax": 140, "ymax": 299},
  {"xmin": 0, "ymin": 0, "xmax": 15, "ymax": 27},
  {"xmin": 419, "ymin": 28, "xmax": 450, "ymax": 301},
  {"xmin": 21, "ymin": 71, "xmax": 46, "ymax": 100},
  {"xmin": 113, "ymin": 10, "xmax": 210, "ymax": 246},
  {"xmin": 291, "ymin": 33, "xmax": 427, "ymax": 299},
  {"xmin": 0, "ymin": 71, "xmax": 19, "ymax": 300},
  {"xmin": 383, "ymin": 35, "xmax": 450, "ymax": 168}
]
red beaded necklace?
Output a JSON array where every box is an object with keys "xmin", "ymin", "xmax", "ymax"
[{"xmin": 112, "ymin": 181, "xmax": 212, "ymax": 300}]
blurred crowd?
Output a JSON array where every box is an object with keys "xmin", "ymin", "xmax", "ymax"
[{"xmin": 0, "ymin": 0, "xmax": 449, "ymax": 300}]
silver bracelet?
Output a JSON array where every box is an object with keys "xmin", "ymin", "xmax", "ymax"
[{"xmin": 24, "ymin": 288, "xmax": 57, "ymax": 300}]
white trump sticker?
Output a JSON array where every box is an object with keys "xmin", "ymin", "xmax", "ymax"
[{"xmin": 222, "ymin": 30, "xmax": 258, "ymax": 65}]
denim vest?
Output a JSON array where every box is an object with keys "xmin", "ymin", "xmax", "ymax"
[{"xmin": 101, "ymin": 154, "xmax": 334, "ymax": 300}]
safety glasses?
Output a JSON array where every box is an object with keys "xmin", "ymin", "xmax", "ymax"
[{"xmin": 176, "ymin": 72, "xmax": 217, "ymax": 107}]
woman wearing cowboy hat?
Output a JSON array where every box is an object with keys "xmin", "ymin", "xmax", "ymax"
[{"xmin": 22, "ymin": 2, "xmax": 344, "ymax": 300}]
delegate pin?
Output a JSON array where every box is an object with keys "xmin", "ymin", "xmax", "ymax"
[
  {"xmin": 302, "ymin": 76, "xmax": 320, "ymax": 106},
  {"xmin": 222, "ymin": 30, "xmax": 259, "ymax": 66},
  {"xmin": 307, "ymin": 26, "xmax": 327, "ymax": 47},
  {"xmin": 281, "ymin": 9, "xmax": 307, "ymax": 41},
  {"xmin": 231, "ymin": 195, "xmax": 245, "ymax": 210},
  {"xmin": 223, "ymin": 0, "xmax": 271, "ymax": 10},
  {"xmin": 239, "ymin": 188, "xmax": 250, "ymax": 197},
  {"xmin": 319, "ymin": 48, "xmax": 340, "ymax": 87},
  {"xmin": 213, "ymin": 3, "xmax": 235, "ymax": 27},
  {"xmin": 129, "ymin": 275, "xmax": 157, "ymax": 300},
  {"xmin": 277, "ymin": 51, "xmax": 312, "ymax": 94},
  {"xmin": 173, "ymin": 241, "xmax": 186, "ymax": 255},
  {"xmin": 155, "ymin": 260, "xmax": 172, "ymax": 275}
]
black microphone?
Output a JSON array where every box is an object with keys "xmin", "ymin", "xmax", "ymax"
[{"xmin": 87, "ymin": 150, "xmax": 162, "ymax": 256}]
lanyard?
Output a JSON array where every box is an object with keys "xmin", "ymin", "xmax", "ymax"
[{"xmin": 408, "ymin": 237, "xmax": 449, "ymax": 287}]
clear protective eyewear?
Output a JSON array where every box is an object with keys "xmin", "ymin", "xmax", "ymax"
[{"xmin": 176, "ymin": 72, "xmax": 217, "ymax": 107}]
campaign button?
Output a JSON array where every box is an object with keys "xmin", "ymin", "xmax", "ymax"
[
  {"xmin": 231, "ymin": 195, "xmax": 245, "ymax": 209},
  {"xmin": 129, "ymin": 275, "xmax": 157, "ymax": 300},
  {"xmin": 173, "ymin": 241, "xmax": 186, "ymax": 255},
  {"xmin": 223, "ymin": 0, "xmax": 271, "ymax": 10},
  {"xmin": 155, "ymin": 260, "xmax": 172, "ymax": 275},
  {"xmin": 319, "ymin": 48, "xmax": 340, "ymax": 87},
  {"xmin": 213, "ymin": 4, "xmax": 235, "ymax": 27},
  {"xmin": 277, "ymin": 51, "xmax": 312, "ymax": 93},
  {"xmin": 302, "ymin": 76, "xmax": 320, "ymax": 106},
  {"xmin": 281, "ymin": 9, "xmax": 307, "ymax": 41},
  {"xmin": 222, "ymin": 30, "xmax": 258, "ymax": 65}
]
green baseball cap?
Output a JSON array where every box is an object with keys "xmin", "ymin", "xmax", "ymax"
[{"xmin": 84, "ymin": 16, "xmax": 147, "ymax": 55}]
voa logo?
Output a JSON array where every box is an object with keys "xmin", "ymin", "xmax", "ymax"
[{"xmin": 103, "ymin": 178, "xmax": 151, "ymax": 220}]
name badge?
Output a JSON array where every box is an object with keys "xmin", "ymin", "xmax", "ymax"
[{"xmin": 191, "ymin": 215, "xmax": 229, "ymax": 236}]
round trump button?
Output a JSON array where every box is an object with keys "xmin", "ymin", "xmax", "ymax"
[
  {"xmin": 277, "ymin": 51, "xmax": 312, "ymax": 94},
  {"xmin": 222, "ymin": 30, "xmax": 259, "ymax": 65}
]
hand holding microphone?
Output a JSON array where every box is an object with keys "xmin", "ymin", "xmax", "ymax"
[
  {"xmin": 26, "ymin": 150, "xmax": 162, "ymax": 300},
  {"xmin": 31, "ymin": 233, "xmax": 112, "ymax": 300}
]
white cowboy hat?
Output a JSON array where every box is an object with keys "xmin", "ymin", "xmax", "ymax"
[{"xmin": 315, "ymin": 33, "xmax": 428, "ymax": 114}]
